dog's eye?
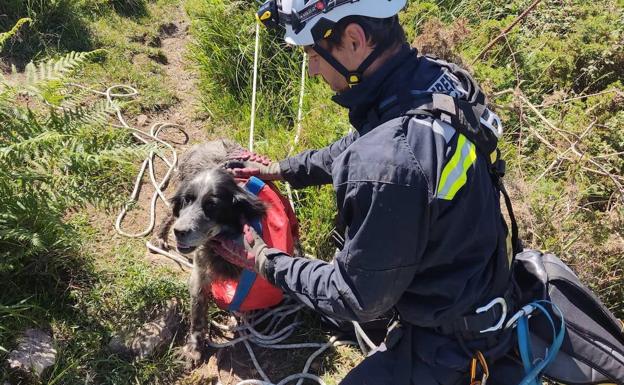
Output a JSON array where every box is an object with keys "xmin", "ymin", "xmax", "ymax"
[
  {"xmin": 202, "ymin": 200, "xmax": 215, "ymax": 213},
  {"xmin": 182, "ymin": 194, "xmax": 196, "ymax": 205}
]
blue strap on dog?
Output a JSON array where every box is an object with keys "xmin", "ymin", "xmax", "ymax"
[
  {"xmin": 244, "ymin": 177, "xmax": 265, "ymax": 233},
  {"xmin": 227, "ymin": 177, "xmax": 266, "ymax": 312},
  {"xmin": 228, "ymin": 270, "xmax": 258, "ymax": 312},
  {"xmin": 517, "ymin": 300, "xmax": 566, "ymax": 385}
]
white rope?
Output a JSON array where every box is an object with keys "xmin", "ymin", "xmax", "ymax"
[
  {"xmin": 207, "ymin": 298, "xmax": 358, "ymax": 385},
  {"xmin": 286, "ymin": 52, "xmax": 307, "ymax": 210},
  {"xmin": 352, "ymin": 320, "xmax": 378, "ymax": 354},
  {"xmin": 145, "ymin": 241, "xmax": 193, "ymax": 270},
  {"xmin": 249, "ymin": 22, "xmax": 261, "ymax": 152},
  {"xmin": 63, "ymin": 83, "xmax": 180, "ymax": 240},
  {"xmin": 289, "ymin": 51, "xmax": 307, "ymax": 156}
]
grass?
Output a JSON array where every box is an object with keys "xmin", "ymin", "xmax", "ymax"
[
  {"xmin": 0, "ymin": 1, "xmax": 195, "ymax": 383},
  {"xmin": 187, "ymin": 0, "xmax": 350, "ymax": 259}
]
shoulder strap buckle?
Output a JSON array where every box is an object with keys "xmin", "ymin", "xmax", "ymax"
[
  {"xmin": 432, "ymin": 93, "xmax": 457, "ymax": 115},
  {"xmin": 432, "ymin": 93, "xmax": 457, "ymax": 125}
]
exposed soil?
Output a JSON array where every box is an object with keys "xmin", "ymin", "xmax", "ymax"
[{"xmin": 88, "ymin": 8, "xmax": 212, "ymax": 272}]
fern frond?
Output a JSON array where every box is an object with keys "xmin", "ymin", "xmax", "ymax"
[
  {"xmin": 24, "ymin": 50, "xmax": 103, "ymax": 93},
  {"xmin": 60, "ymin": 99, "xmax": 119, "ymax": 126},
  {"xmin": 0, "ymin": 18, "xmax": 31, "ymax": 51},
  {"xmin": 0, "ymin": 131, "xmax": 67, "ymax": 162}
]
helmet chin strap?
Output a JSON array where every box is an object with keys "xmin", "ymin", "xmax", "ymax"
[{"xmin": 312, "ymin": 43, "xmax": 385, "ymax": 87}]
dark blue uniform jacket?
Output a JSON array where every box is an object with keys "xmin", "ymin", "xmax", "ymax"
[{"xmin": 265, "ymin": 46, "xmax": 510, "ymax": 351}]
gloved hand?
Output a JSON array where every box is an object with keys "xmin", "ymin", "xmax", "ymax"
[
  {"xmin": 210, "ymin": 224, "xmax": 271, "ymax": 276},
  {"xmin": 224, "ymin": 150, "xmax": 283, "ymax": 181}
]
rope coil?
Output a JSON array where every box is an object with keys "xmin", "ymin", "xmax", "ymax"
[{"xmin": 208, "ymin": 299, "xmax": 357, "ymax": 385}]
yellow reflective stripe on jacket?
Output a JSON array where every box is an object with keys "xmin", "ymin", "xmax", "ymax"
[{"xmin": 436, "ymin": 134, "xmax": 478, "ymax": 200}]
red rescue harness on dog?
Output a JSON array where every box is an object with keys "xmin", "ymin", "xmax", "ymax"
[{"xmin": 208, "ymin": 177, "xmax": 298, "ymax": 312}]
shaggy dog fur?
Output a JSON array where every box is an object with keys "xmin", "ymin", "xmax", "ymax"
[{"xmin": 150, "ymin": 139, "xmax": 267, "ymax": 366}]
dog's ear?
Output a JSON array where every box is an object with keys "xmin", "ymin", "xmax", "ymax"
[{"xmin": 233, "ymin": 188, "xmax": 266, "ymax": 221}]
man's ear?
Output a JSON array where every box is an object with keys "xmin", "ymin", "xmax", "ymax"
[
  {"xmin": 343, "ymin": 22, "xmax": 368, "ymax": 53},
  {"xmin": 233, "ymin": 189, "xmax": 266, "ymax": 221}
]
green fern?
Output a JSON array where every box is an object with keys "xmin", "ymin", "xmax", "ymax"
[
  {"xmin": 0, "ymin": 46, "xmax": 144, "ymax": 274},
  {"xmin": 60, "ymin": 99, "xmax": 120, "ymax": 126},
  {"xmin": 24, "ymin": 50, "xmax": 103, "ymax": 94}
]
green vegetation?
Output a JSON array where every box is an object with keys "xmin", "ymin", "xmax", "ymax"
[
  {"xmin": 0, "ymin": 0, "xmax": 622, "ymax": 383},
  {"xmin": 418, "ymin": 0, "xmax": 624, "ymax": 314},
  {"xmin": 1, "ymin": 1, "xmax": 190, "ymax": 383},
  {"xmin": 0, "ymin": 46, "xmax": 186, "ymax": 382}
]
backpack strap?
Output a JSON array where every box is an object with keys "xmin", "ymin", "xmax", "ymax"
[
  {"xmin": 415, "ymin": 94, "xmax": 521, "ymax": 257},
  {"xmin": 369, "ymin": 72, "xmax": 523, "ymax": 258}
]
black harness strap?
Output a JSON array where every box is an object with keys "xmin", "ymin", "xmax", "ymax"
[
  {"xmin": 312, "ymin": 43, "xmax": 386, "ymax": 86},
  {"xmin": 372, "ymin": 83, "xmax": 522, "ymax": 260},
  {"xmin": 404, "ymin": 95, "xmax": 521, "ymax": 257}
]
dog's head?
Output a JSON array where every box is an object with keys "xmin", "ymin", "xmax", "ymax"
[{"xmin": 171, "ymin": 168, "xmax": 266, "ymax": 254}]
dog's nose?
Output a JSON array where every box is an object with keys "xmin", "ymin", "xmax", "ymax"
[{"xmin": 174, "ymin": 228, "xmax": 190, "ymax": 239}]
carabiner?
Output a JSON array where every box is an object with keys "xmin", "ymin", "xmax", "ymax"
[
  {"xmin": 476, "ymin": 297, "xmax": 507, "ymax": 333},
  {"xmin": 469, "ymin": 350, "xmax": 490, "ymax": 385},
  {"xmin": 504, "ymin": 304, "xmax": 536, "ymax": 330}
]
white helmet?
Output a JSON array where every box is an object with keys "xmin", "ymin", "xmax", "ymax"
[
  {"xmin": 257, "ymin": 0, "xmax": 407, "ymax": 46},
  {"xmin": 257, "ymin": 0, "xmax": 407, "ymax": 86}
]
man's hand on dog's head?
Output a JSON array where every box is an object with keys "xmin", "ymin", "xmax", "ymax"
[{"xmin": 223, "ymin": 150, "xmax": 283, "ymax": 181}]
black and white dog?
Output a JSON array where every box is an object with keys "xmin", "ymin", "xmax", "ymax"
[{"xmin": 151, "ymin": 139, "xmax": 266, "ymax": 366}]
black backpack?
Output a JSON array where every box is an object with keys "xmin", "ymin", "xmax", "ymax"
[{"xmin": 506, "ymin": 250, "xmax": 624, "ymax": 384}]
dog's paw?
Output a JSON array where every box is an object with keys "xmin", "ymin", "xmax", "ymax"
[
  {"xmin": 149, "ymin": 237, "xmax": 169, "ymax": 252},
  {"xmin": 176, "ymin": 335, "xmax": 205, "ymax": 369}
]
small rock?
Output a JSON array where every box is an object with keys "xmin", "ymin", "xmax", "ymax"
[
  {"xmin": 136, "ymin": 114, "xmax": 148, "ymax": 127},
  {"xmin": 130, "ymin": 298, "xmax": 181, "ymax": 360},
  {"xmin": 7, "ymin": 329, "xmax": 57, "ymax": 378}
]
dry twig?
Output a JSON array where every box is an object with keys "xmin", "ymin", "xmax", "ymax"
[
  {"xmin": 472, "ymin": 0, "xmax": 543, "ymax": 64},
  {"xmin": 517, "ymin": 92, "xmax": 624, "ymax": 199},
  {"xmin": 533, "ymin": 89, "xmax": 620, "ymax": 108}
]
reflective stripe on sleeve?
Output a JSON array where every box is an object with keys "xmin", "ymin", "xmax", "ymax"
[{"xmin": 436, "ymin": 134, "xmax": 477, "ymax": 200}]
